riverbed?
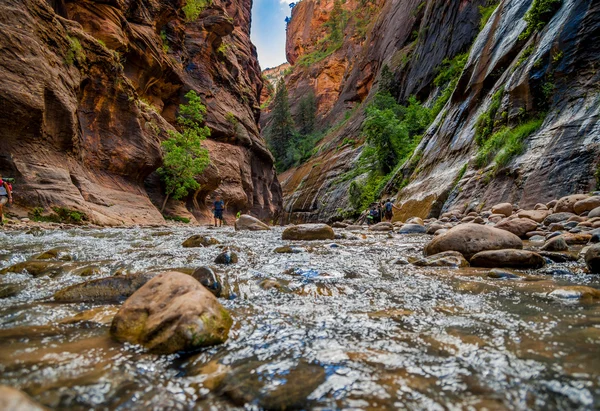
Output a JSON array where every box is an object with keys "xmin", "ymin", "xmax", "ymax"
[{"xmin": 0, "ymin": 226, "xmax": 598, "ymax": 410}]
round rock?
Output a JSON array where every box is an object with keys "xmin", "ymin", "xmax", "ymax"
[
  {"xmin": 235, "ymin": 215, "xmax": 270, "ymax": 231},
  {"xmin": 470, "ymin": 250, "xmax": 545, "ymax": 269},
  {"xmin": 282, "ymin": 224, "xmax": 335, "ymax": 241}
]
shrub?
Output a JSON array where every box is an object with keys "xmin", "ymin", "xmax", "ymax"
[
  {"xmin": 475, "ymin": 87, "xmax": 504, "ymax": 145},
  {"xmin": 519, "ymin": 0, "xmax": 562, "ymax": 40},
  {"xmin": 164, "ymin": 215, "xmax": 191, "ymax": 224},
  {"xmin": 65, "ymin": 36, "xmax": 85, "ymax": 65},
  {"xmin": 479, "ymin": 2, "xmax": 500, "ymax": 31},
  {"xmin": 182, "ymin": 0, "xmax": 213, "ymax": 22}
]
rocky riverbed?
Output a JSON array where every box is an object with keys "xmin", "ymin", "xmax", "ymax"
[{"xmin": 0, "ymin": 204, "xmax": 599, "ymax": 409}]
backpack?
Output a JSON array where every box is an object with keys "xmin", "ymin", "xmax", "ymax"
[
  {"xmin": 385, "ymin": 202, "xmax": 392, "ymax": 212},
  {"xmin": 370, "ymin": 208, "xmax": 379, "ymax": 218}
]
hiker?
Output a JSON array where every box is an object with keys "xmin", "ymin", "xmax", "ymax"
[
  {"xmin": 367, "ymin": 203, "xmax": 380, "ymax": 225},
  {"xmin": 383, "ymin": 198, "xmax": 400, "ymax": 222},
  {"xmin": 213, "ymin": 195, "xmax": 225, "ymax": 227},
  {"xmin": 0, "ymin": 175, "xmax": 13, "ymax": 225}
]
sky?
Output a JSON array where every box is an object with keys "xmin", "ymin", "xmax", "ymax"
[{"xmin": 251, "ymin": 0, "xmax": 294, "ymax": 70}]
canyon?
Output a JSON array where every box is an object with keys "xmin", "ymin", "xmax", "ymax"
[
  {"xmin": 273, "ymin": 0, "xmax": 600, "ymax": 224},
  {"xmin": 0, "ymin": 0, "xmax": 281, "ymax": 226}
]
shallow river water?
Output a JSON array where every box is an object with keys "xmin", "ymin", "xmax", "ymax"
[{"xmin": 0, "ymin": 226, "xmax": 599, "ymax": 410}]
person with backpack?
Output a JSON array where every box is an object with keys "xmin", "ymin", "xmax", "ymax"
[
  {"xmin": 384, "ymin": 198, "xmax": 400, "ymax": 222},
  {"xmin": 213, "ymin": 195, "xmax": 225, "ymax": 227},
  {"xmin": 367, "ymin": 203, "xmax": 380, "ymax": 225},
  {"xmin": 0, "ymin": 175, "xmax": 13, "ymax": 225}
]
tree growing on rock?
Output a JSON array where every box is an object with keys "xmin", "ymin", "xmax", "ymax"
[
  {"xmin": 266, "ymin": 79, "xmax": 295, "ymax": 171},
  {"xmin": 158, "ymin": 90, "xmax": 210, "ymax": 212}
]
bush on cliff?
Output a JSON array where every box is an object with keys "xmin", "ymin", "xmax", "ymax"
[
  {"xmin": 519, "ymin": 0, "xmax": 562, "ymax": 40},
  {"xmin": 158, "ymin": 91, "xmax": 210, "ymax": 212}
]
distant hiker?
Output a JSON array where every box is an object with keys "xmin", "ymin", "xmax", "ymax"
[
  {"xmin": 384, "ymin": 198, "xmax": 400, "ymax": 222},
  {"xmin": 367, "ymin": 203, "xmax": 380, "ymax": 225},
  {"xmin": 0, "ymin": 175, "xmax": 13, "ymax": 225},
  {"xmin": 213, "ymin": 195, "xmax": 225, "ymax": 227}
]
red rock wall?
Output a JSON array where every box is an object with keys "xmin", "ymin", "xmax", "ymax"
[{"xmin": 0, "ymin": 0, "xmax": 282, "ymax": 225}]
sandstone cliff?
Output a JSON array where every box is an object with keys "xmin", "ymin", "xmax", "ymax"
[
  {"xmin": 277, "ymin": 0, "xmax": 600, "ymax": 223},
  {"xmin": 0, "ymin": 0, "xmax": 282, "ymax": 225}
]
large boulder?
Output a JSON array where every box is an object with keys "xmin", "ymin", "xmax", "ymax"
[
  {"xmin": 470, "ymin": 250, "xmax": 545, "ymax": 269},
  {"xmin": 585, "ymin": 243, "xmax": 600, "ymax": 274},
  {"xmin": 424, "ymin": 224, "xmax": 522, "ymax": 260},
  {"xmin": 235, "ymin": 215, "xmax": 270, "ymax": 231},
  {"xmin": 111, "ymin": 272, "xmax": 232, "ymax": 354},
  {"xmin": 494, "ymin": 218, "xmax": 538, "ymax": 238},
  {"xmin": 517, "ymin": 210, "xmax": 550, "ymax": 223},
  {"xmin": 282, "ymin": 224, "xmax": 335, "ymax": 241},
  {"xmin": 0, "ymin": 385, "xmax": 47, "ymax": 411},
  {"xmin": 573, "ymin": 196, "xmax": 600, "ymax": 215},
  {"xmin": 543, "ymin": 212, "xmax": 577, "ymax": 225},
  {"xmin": 182, "ymin": 235, "xmax": 220, "ymax": 248},
  {"xmin": 491, "ymin": 203, "xmax": 513, "ymax": 217},
  {"xmin": 54, "ymin": 274, "xmax": 153, "ymax": 303},
  {"xmin": 554, "ymin": 194, "xmax": 589, "ymax": 213}
]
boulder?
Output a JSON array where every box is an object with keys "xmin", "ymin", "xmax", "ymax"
[
  {"xmin": 214, "ymin": 251, "xmax": 238, "ymax": 265},
  {"xmin": 345, "ymin": 225, "xmax": 364, "ymax": 230},
  {"xmin": 182, "ymin": 235, "xmax": 220, "ymax": 248},
  {"xmin": 398, "ymin": 224, "xmax": 427, "ymax": 234},
  {"xmin": 554, "ymin": 194, "xmax": 589, "ymax": 213},
  {"xmin": 541, "ymin": 236, "xmax": 568, "ymax": 252},
  {"xmin": 494, "ymin": 218, "xmax": 538, "ymax": 238},
  {"xmin": 491, "ymin": 203, "xmax": 513, "ymax": 217},
  {"xmin": 331, "ymin": 221, "xmax": 348, "ymax": 228},
  {"xmin": 0, "ymin": 385, "xmax": 47, "ymax": 411},
  {"xmin": 546, "ymin": 199, "xmax": 558, "ymax": 209},
  {"xmin": 110, "ymin": 272, "xmax": 232, "ymax": 354},
  {"xmin": 488, "ymin": 214, "xmax": 505, "ymax": 223},
  {"xmin": 470, "ymin": 250, "xmax": 545, "ymax": 269},
  {"xmin": 543, "ymin": 212, "xmax": 576, "ymax": 225},
  {"xmin": 562, "ymin": 233, "xmax": 592, "ymax": 245},
  {"xmin": 282, "ymin": 224, "xmax": 335, "ymax": 241},
  {"xmin": 534, "ymin": 203, "xmax": 548, "ymax": 210},
  {"xmin": 517, "ymin": 210, "xmax": 550, "ymax": 223},
  {"xmin": 273, "ymin": 245, "xmax": 305, "ymax": 253},
  {"xmin": 54, "ymin": 273, "xmax": 153, "ymax": 303},
  {"xmin": 574, "ymin": 197, "xmax": 600, "ymax": 214},
  {"xmin": 487, "ymin": 268, "xmax": 523, "ymax": 279},
  {"xmin": 589, "ymin": 206, "xmax": 600, "ymax": 219},
  {"xmin": 426, "ymin": 223, "xmax": 446, "ymax": 235},
  {"xmin": 406, "ymin": 217, "xmax": 424, "ymax": 225},
  {"xmin": 368, "ymin": 222, "xmax": 393, "ymax": 231},
  {"xmin": 424, "ymin": 224, "xmax": 522, "ymax": 260},
  {"xmin": 234, "ymin": 215, "xmax": 270, "ymax": 231},
  {"xmin": 585, "ymin": 243, "xmax": 600, "ymax": 274},
  {"xmin": 34, "ymin": 247, "xmax": 74, "ymax": 261},
  {"xmin": 590, "ymin": 228, "xmax": 600, "ymax": 243},
  {"xmin": 412, "ymin": 251, "xmax": 469, "ymax": 268},
  {"xmin": 192, "ymin": 266, "xmax": 222, "ymax": 297}
]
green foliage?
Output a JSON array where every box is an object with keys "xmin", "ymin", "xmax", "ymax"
[
  {"xmin": 552, "ymin": 50, "xmax": 564, "ymax": 63},
  {"xmin": 29, "ymin": 207, "xmax": 44, "ymax": 221},
  {"xmin": 478, "ymin": 2, "xmax": 500, "ymax": 31},
  {"xmin": 348, "ymin": 173, "xmax": 389, "ymax": 215},
  {"xmin": 453, "ymin": 163, "xmax": 468, "ymax": 188},
  {"xmin": 97, "ymin": 39, "xmax": 106, "ymax": 48},
  {"xmin": 217, "ymin": 42, "xmax": 230, "ymax": 56},
  {"xmin": 225, "ymin": 112, "xmax": 240, "ymax": 136},
  {"xmin": 65, "ymin": 36, "xmax": 85, "ymax": 65},
  {"xmin": 183, "ymin": 0, "xmax": 213, "ymax": 22},
  {"xmin": 515, "ymin": 44, "xmax": 535, "ymax": 68},
  {"xmin": 519, "ymin": 0, "xmax": 562, "ymax": 40},
  {"xmin": 266, "ymin": 79, "xmax": 295, "ymax": 171},
  {"xmin": 160, "ymin": 30, "xmax": 169, "ymax": 53},
  {"xmin": 158, "ymin": 91, "xmax": 210, "ymax": 211},
  {"xmin": 164, "ymin": 215, "xmax": 191, "ymax": 223},
  {"xmin": 432, "ymin": 52, "xmax": 468, "ymax": 116},
  {"xmin": 297, "ymin": 91, "xmax": 317, "ymax": 135},
  {"xmin": 475, "ymin": 87, "xmax": 505, "ymax": 145},
  {"xmin": 475, "ymin": 117, "xmax": 544, "ymax": 172},
  {"xmin": 29, "ymin": 207, "xmax": 87, "ymax": 224}
]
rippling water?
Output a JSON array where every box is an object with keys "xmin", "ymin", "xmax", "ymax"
[{"xmin": 0, "ymin": 226, "xmax": 598, "ymax": 410}]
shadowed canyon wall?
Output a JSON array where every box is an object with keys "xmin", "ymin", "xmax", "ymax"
[
  {"xmin": 275, "ymin": 0, "xmax": 600, "ymax": 223},
  {"xmin": 0, "ymin": 0, "xmax": 282, "ymax": 225}
]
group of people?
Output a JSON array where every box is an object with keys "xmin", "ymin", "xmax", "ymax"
[
  {"xmin": 0, "ymin": 175, "xmax": 13, "ymax": 225},
  {"xmin": 367, "ymin": 198, "xmax": 399, "ymax": 225}
]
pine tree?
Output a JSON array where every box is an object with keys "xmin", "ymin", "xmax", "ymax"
[
  {"xmin": 297, "ymin": 91, "xmax": 317, "ymax": 136},
  {"xmin": 267, "ymin": 79, "xmax": 295, "ymax": 171}
]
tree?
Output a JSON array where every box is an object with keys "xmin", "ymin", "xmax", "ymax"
[
  {"xmin": 158, "ymin": 90, "xmax": 210, "ymax": 212},
  {"xmin": 297, "ymin": 91, "xmax": 317, "ymax": 136},
  {"xmin": 266, "ymin": 79, "xmax": 295, "ymax": 171}
]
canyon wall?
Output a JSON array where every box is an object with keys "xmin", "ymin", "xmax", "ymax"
[
  {"xmin": 277, "ymin": 0, "xmax": 600, "ymax": 223},
  {"xmin": 0, "ymin": 0, "xmax": 281, "ymax": 225}
]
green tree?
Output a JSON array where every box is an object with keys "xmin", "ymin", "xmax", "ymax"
[
  {"xmin": 158, "ymin": 90, "xmax": 210, "ymax": 212},
  {"xmin": 267, "ymin": 79, "xmax": 295, "ymax": 171},
  {"xmin": 297, "ymin": 91, "xmax": 317, "ymax": 136}
]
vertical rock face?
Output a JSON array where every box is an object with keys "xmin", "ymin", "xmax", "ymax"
[
  {"xmin": 278, "ymin": 0, "xmax": 600, "ymax": 223},
  {"xmin": 0, "ymin": 0, "xmax": 282, "ymax": 225}
]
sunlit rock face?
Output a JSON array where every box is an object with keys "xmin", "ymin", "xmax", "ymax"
[
  {"xmin": 0, "ymin": 0, "xmax": 282, "ymax": 225},
  {"xmin": 276, "ymin": 0, "xmax": 600, "ymax": 223}
]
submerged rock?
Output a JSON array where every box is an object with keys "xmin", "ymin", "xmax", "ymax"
[
  {"xmin": 0, "ymin": 283, "xmax": 24, "ymax": 299},
  {"xmin": 273, "ymin": 245, "xmax": 305, "ymax": 253},
  {"xmin": 182, "ymin": 235, "xmax": 220, "ymax": 248},
  {"xmin": 470, "ymin": 250, "xmax": 545, "ymax": 269},
  {"xmin": 412, "ymin": 251, "xmax": 469, "ymax": 268},
  {"xmin": 487, "ymin": 268, "xmax": 523, "ymax": 279},
  {"xmin": 111, "ymin": 272, "xmax": 232, "ymax": 354},
  {"xmin": 54, "ymin": 273, "xmax": 153, "ymax": 303},
  {"xmin": 282, "ymin": 224, "xmax": 335, "ymax": 241},
  {"xmin": 1, "ymin": 261, "xmax": 75, "ymax": 277},
  {"xmin": 34, "ymin": 247, "xmax": 74, "ymax": 261},
  {"xmin": 548, "ymin": 286, "xmax": 600, "ymax": 300},
  {"xmin": 398, "ymin": 224, "xmax": 427, "ymax": 234},
  {"xmin": 192, "ymin": 266, "xmax": 222, "ymax": 297},
  {"xmin": 214, "ymin": 251, "xmax": 238, "ymax": 265},
  {"xmin": 585, "ymin": 243, "xmax": 600, "ymax": 274},
  {"xmin": 538, "ymin": 251, "xmax": 578, "ymax": 263},
  {"xmin": 0, "ymin": 385, "xmax": 48, "ymax": 411},
  {"xmin": 220, "ymin": 360, "xmax": 325, "ymax": 410},
  {"xmin": 424, "ymin": 224, "xmax": 522, "ymax": 260},
  {"xmin": 235, "ymin": 215, "xmax": 270, "ymax": 231}
]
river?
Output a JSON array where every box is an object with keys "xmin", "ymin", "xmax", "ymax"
[{"xmin": 0, "ymin": 226, "xmax": 598, "ymax": 410}]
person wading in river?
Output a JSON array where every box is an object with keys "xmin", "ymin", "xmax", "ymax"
[
  {"xmin": 383, "ymin": 198, "xmax": 401, "ymax": 222},
  {"xmin": 0, "ymin": 175, "xmax": 13, "ymax": 225},
  {"xmin": 213, "ymin": 195, "xmax": 225, "ymax": 227}
]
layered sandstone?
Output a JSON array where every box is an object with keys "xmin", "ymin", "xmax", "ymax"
[{"xmin": 0, "ymin": 0, "xmax": 281, "ymax": 225}]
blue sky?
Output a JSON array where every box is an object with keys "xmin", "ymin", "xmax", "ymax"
[{"xmin": 251, "ymin": 0, "xmax": 293, "ymax": 69}]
